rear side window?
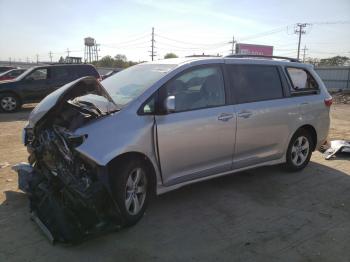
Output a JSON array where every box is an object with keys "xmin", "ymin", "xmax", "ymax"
[
  {"xmin": 51, "ymin": 67, "xmax": 70, "ymax": 80},
  {"xmin": 78, "ymin": 65, "xmax": 100, "ymax": 78},
  {"xmin": 228, "ymin": 65, "xmax": 283, "ymax": 104},
  {"xmin": 25, "ymin": 68, "xmax": 48, "ymax": 80},
  {"xmin": 286, "ymin": 67, "xmax": 318, "ymax": 93}
]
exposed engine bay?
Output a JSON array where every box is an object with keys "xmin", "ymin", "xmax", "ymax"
[{"xmin": 13, "ymin": 77, "xmax": 122, "ymax": 244}]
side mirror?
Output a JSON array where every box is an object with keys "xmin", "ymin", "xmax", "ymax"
[{"xmin": 164, "ymin": 96, "xmax": 175, "ymax": 113}]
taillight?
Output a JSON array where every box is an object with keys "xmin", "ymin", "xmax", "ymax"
[{"xmin": 324, "ymin": 97, "xmax": 333, "ymax": 107}]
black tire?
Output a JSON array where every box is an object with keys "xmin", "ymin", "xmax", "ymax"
[
  {"xmin": 285, "ymin": 129, "xmax": 314, "ymax": 172},
  {"xmin": 0, "ymin": 93, "xmax": 21, "ymax": 112},
  {"xmin": 110, "ymin": 158, "xmax": 151, "ymax": 227}
]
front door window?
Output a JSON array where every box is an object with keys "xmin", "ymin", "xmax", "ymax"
[
  {"xmin": 164, "ymin": 66, "xmax": 225, "ymax": 112},
  {"xmin": 25, "ymin": 69, "xmax": 48, "ymax": 81}
]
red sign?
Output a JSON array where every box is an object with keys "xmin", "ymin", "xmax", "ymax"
[{"xmin": 236, "ymin": 43, "xmax": 273, "ymax": 56}]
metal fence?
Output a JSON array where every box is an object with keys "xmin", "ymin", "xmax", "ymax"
[{"xmin": 315, "ymin": 66, "xmax": 350, "ymax": 91}]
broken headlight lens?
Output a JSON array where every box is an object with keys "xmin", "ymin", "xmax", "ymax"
[{"xmin": 22, "ymin": 127, "xmax": 34, "ymax": 145}]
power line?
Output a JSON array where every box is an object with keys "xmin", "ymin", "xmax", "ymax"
[
  {"xmin": 155, "ymin": 33, "xmax": 227, "ymax": 46},
  {"xmin": 309, "ymin": 50, "xmax": 350, "ymax": 54},
  {"xmin": 239, "ymin": 25, "xmax": 291, "ymax": 41},
  {"xmin": 101, "ymin": 41, "xmax": 150, "ymax": 49},
  {"xmin": 156, "ymin": 40, "xmax": 228, "ymax": 51},
  {"xmin": 311, "ymin": 20, "xmax": 350, "ymax": 25},
  {"xmin": 101, "ymin": 34, "xmax": 149, "ymax": 48}
]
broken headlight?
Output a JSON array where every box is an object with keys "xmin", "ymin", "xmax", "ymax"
[{"xmin": 22, "ymin": 126, "xmax": 34, "ymax": 146}]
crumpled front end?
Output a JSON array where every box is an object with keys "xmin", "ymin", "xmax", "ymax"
[{"xmin": 13, "ymin": 77, "xmax": 122, "ymax": 244}]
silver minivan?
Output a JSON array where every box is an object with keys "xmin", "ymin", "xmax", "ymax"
[{"xmin": 17, "ymin": 56, "xmax": 332, "ymax": 243}]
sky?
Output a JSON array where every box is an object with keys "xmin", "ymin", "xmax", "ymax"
[{"xmin": 0, "ymin": 0, "xmax": 349, "ymax": 62}]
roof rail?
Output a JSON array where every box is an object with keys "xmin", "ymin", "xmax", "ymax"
[{"xmin": 225, "ymin": 54, "xmax": 300, "ymax": 63}]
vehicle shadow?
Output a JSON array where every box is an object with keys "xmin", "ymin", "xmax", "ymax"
[
  {"xmin": 0, "ymin": 161, "xmax": 349, "ymax": 261},
  {"xmin": 0, "ymin": 104, "xmax": 35, "ymax": 122}
]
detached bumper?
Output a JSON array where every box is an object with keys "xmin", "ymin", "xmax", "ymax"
[
  {"xmin": 12, "ymin": 163, "xmax": 33, "ymax": 193},
  {"xmin": 12, "ymin": 163, "xmax": 121, "ymax": 244}
]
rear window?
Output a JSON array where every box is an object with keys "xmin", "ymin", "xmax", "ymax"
[
  {"xmin": 228, "ymin": 65, "xmax": 284, "ymax": 104},
  {"xmin": 286, "ymin": 67, "xmax": 318, "ymax": 94}
]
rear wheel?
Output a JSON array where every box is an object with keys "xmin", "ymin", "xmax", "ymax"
[
  {"xmin": 0, "ymin": 93, "xmax": 20, "ymax": 112},
  {"xmin": 111, "ymin": 158, "xmax": 150, "ymax": 227},
  {"xmin": 285, "ymin": 129, "xmax": 313, "ymax": 171}
]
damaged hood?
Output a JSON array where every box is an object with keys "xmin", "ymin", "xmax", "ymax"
[{"xmin": 27, "ymin": 77, "xmax": 117, "ymax": 128}]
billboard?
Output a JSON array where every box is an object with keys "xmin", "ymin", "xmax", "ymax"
[{"xmin": 235, "ymin": 43, "xmax": 273, "ymax": 56}]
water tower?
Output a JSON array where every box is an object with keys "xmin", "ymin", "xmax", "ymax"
[{"xmin": 84, "ymin": 37, "xmax": 99, "ymax": 63}]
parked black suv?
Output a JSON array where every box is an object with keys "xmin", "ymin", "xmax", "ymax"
[{"xmin": 0, "ymin": 64, "xmax": 101, "ymax": 112}]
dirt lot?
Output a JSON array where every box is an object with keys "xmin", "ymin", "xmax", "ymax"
[{"xmin": 0, "ymin": 104, "xmax": 349, "ymax": 262}]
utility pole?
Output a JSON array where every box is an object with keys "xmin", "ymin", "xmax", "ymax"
[
  {"xmin": 49, "ymin": 51, "xmax": 53, "ymax": 63},
  {"xmin": 95, "ymin": 43, "xmax": 100, "ymax": 62},
  {"xmin": 9, "ymin": 57, "xmax": 11, "ymax": 65},
  {"xmin": 229, "ymin": 35, "xmax": 236, "ymax": 55},
  {"xmin": 302, "ymin": 45, "xmax": 308, "ymax": 63},
  {"xmin": 26, "ymin": 57, "xmax": 29, "ymax": 63},
  {"xmin": 150, "ymin": 27, "xmax": 156, "ymax": 61},
  {"xmin": 36, "ymin": 54, "xmax": 39, "ymax": 64},
  {"xmin": 66, "ymin": 48, "xmax": 70, "ymax": 57},
  {"xmin": 295, "ymin": 23, "xmax": 308, "ymax": 60}
]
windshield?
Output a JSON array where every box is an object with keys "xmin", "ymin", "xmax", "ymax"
[
  {"xmin": 101, "ymin": 63, "xmax": 176, "ymax": 107},
  {"xmin": 15, "ymin": 68, "xmax": 33, "ymax": 81}
]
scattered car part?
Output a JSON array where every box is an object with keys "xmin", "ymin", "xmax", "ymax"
[{"xmin": 323, "ymin": 140, "xmax": 350, "ymax": 160}]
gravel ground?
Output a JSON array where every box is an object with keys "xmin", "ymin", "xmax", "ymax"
[{"xmin": 0, "ymin": 104, "xmax": 349, "ymax": 262}]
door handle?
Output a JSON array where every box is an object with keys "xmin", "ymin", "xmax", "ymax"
[
  {"xmin": 238, "ymin": 111, "xmax": 252, "ymax": 119},
  {"xmin": 218, "ymin": 113, "xmax": 234, "ymax": 122}
]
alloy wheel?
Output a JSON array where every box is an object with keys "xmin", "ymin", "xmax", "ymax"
[
  {"xmin": 291, "ymin": 136, "xmax": 310, "ymax": 166},
  {"xmin": 125, "ymin": 167, "xmax": 147, "ymax": 215},
  {"xmin": 1, "ymin": 96, "xmax": 17, "ymax": 111}
]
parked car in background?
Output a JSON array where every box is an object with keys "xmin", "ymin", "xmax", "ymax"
[
  {"xmin": 0, "ymin": 68, "xmax": 27, "ymax": 81},
  {"xmin": 0, "ymin": 66, "xmax": 17, "ymax": 73},
  {"xmin": 0, "ymin": 64, "xmax": 101, "ymax": 112},
  {"xmin": 101, "ymin": 69, "xmax": 122, "ymax": 80},
  {"xmin": 15, "ymin": 55, "xmax": 331, "ymax": 243}
]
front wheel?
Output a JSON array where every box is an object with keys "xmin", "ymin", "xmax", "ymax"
[
  {"xmin": 285, "ymin": 129, "xmax": 313, "ymax": 171},
  {"xmin": 111, "ymin": 159, "xmax": 150, "ymax": 227},
  {"xmin": 0, "ymin": 93, "xmax": 21, "ymax": 112}
]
